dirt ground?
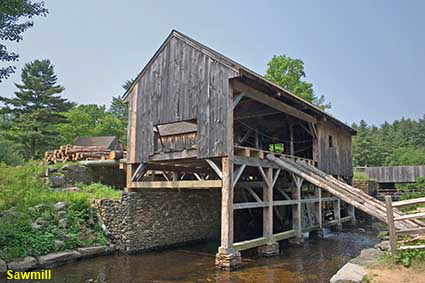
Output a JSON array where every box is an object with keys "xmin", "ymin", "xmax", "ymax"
[{"xmin": 366, "ymin": 264, "xmax": 425, "ymax": 283}]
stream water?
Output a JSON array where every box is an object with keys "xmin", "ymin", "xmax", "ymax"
[{"xmin": 2, "ymin": 225, "xmax": 379, "ymax": 283}]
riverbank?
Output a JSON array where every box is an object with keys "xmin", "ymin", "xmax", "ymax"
[
  {"xmin": 0, "ymin": 227, "xmax": 379, "ymax": 283},
  {"xmin": 330, "ymin": 240, "xmax": 425, "ymax": 283},
  {"xmin": 0, "ymin": 162, "xmax": 121, "ymax": 265}
]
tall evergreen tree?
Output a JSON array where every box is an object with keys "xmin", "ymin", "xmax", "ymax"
[{"xmin": 0, "ymin": 59, "xmax": 74, "ymax": 158}]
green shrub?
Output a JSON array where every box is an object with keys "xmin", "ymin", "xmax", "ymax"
[
  {"xmin": 353, "ymin": 171, "xmax": 369, "ymax": 180},
  {"xmin": 0, "ymin": 162, "xmax": 120, "ymax": 261}
]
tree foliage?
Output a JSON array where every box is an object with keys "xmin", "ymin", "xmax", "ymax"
[
  {"xmin": 352, "ymin": 117, "xmax": 425, "ymax": 166},
  {"xmin": 265, "ymin": 54, "xmax": 330, "ymax": 110},
  {"xmin": 0, "ymin": 0, "xmax": 48, "ymax": 82},
  {"xmin": 55, "ymin": 104, "xmax": 127, "ymax": 146},
  {"xmin": 0, "ymin": 59, "xmax": 74, "ymax": 158}
]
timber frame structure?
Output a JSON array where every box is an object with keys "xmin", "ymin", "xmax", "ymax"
[{"xmin": 122, "ymin": 30, "xmax": 359, "ymax": 270}]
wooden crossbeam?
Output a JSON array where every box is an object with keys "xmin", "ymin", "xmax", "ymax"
[
  {"xmin": 232, "ymin": 164, "xmax": 246, "ymax": 188},
  {"xmin": 245, "ymin": 187, "xmax": 262, "ymax": 202},
  {"xmin": 129, "ymin": 180, "xmax": 222, "ymax": 189},
  {"xmin": 257, "ymin": 166, "xmax": 272, "ymax": 188},
  {"xmin": 131, "ymin": 163, "xmax": 148, "ymax": 182},
  {"xmin": 272, "ymin": 169, "xmax": 281, "ymax": 188},
  {"xmin": 205, "ymin": 159, "xmax": 223, "ymax": 179},
  {"xmin": 231, "ymin": 80, "xmax": 317, "ymax": 124},
  {"xmin": 232, "ymin": 93, "xmax": 245, "ymax": 109},
  {"xmin": 277, "ymin": 187, "xmax": 291, "ymax": 200}
]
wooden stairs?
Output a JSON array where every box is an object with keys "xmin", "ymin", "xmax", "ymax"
[{"xmin": 266, "ymin": 154, "xmax": 425, "ymax": 230}]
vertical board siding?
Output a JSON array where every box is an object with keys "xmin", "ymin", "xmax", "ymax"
[
  {"xmin": 130, "ymin": 35, "xmax": 237, "ymax": 163},
  {"xmin": 317, "ymin": 122, "xmax": 353, "ymax": 177},
  {"xmin": 364, "ymin": 166, "xmax": 425, "ymax": 183}
]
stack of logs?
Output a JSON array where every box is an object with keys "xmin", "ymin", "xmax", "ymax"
[{"xmin": 45, "ymin": 145, "xmax": 126, "ymax": 164}]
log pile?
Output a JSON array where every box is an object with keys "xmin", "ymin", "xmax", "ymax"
[{"xmin": 45, "ymin": 145, "xmax": 126, "ymax": 164}]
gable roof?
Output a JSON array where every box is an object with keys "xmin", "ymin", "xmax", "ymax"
[{"xmin": 122, "ymin": 30, "xmax": 355, "ymax": 134}]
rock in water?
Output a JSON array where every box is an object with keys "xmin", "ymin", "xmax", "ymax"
[
  {"xmin": 7, "ymin": 257, "xmax": 37, "ymax": 271},
  {"xmin": 330, "ymin": 262, "xmax": 367, "ymax": 283}
]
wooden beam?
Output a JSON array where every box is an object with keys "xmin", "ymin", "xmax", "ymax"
[
  {"xmin": 263, "ymin": 168, "xmax": 273, "ymax": 240},
  {"xmin": 232, "ymin": 164, "xmax": 246, "ymax": 188},
  {"xmin": 129, "ymin": 180, "xmax": 222, "ymax": 189},
  {"xmin": 150, "ymin": 149, "xmax": 197, "ymax": 161},
  {"xmin": 131, "ymin": 163, "xmax": 148, "ymax": 182},
  {"xmin": 272, "ymin": 169, "xmax": 281, "ymax": 188},
  {"xmin": 232, "ymin": 93, "xmax": 245, "ymax": 109},
  {"xmin": 147, "ymin": 163, "xmax": 212, "ymax": 174},
  {"xmin": 257, "ymin": 166, "xmax": 272, "ymax": 188},
  {"xmin": 396, "ymin": 227, "xmax": 425, "ymax": 235},
  {"xmin": 385, "ymin": 196, "xmax": 397, "ymax": 256},
  {"xmin": 245, "ymin": 187, "xmax": 262, "ymax": 202},
  {"xmin": 231, "ymin": 80, "xmax": 317, "ymax": 124},
  {"xmin": 393, "ymin": 197, "xmax": 425, "ymax": 208},
  {"xmin": 220, "ymin": 157, "xmax": 234, "ymax": 253},
  {"xmin": 394, "ymin": 212, "xmax": 425, "ymax": 221},
  {"xmin": 273, "ymin": 230, "xmax": 297, "ymax": 241},
  {"xmin": 232, "ymin": 155, "xmax": 279, "ymax": 169},
  {"xmin": 233, "ymin": 237, "xmax": 268, "ymax": 252},
  {"xmin": 234, "ymin": 202, "xmax": 268, "ymax": 210},
  {"xmin": 315, "ymin": 187, "xmax": 323, "ymax": 228},
  {"xmin": 206, "ymin": 159, "xmax": 223, "ymax": 179},
  {"xmin": 292, "ymin": 175, "xmax": 303, "ymax": 238}
]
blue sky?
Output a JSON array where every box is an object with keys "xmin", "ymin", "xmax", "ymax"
[{"xmin": 1, "ymin": 0, "xmax": 424, "ymax": 125}]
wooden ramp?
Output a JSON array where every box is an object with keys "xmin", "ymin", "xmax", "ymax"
[{"xmin": 266, "ymin": 154, "xmax": 425, "ymax": 230}]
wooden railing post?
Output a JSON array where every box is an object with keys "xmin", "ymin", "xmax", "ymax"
[{"xmin": 385, "ymin": 195, "xmax": 397, "ymax": 256}]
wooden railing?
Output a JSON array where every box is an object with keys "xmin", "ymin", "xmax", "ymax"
[
  {"xmin": 385, "ymin": 195, "xmax": 425, "ymax": 256},
  {"xmin": 234, "ymin": 146, "xmax": 317, "ymax": 166}
]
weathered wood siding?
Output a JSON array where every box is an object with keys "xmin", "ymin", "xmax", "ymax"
[
  {"xmin": 154, "ymin": 132, "xmax": 197, "ymax": 153},
  {"xmin": 130, "ymin": 35, "xmax": 238, "ymax": 163},
  {"xmin": 317, "ymin": 122, "xmax": 353, "ymax": 177},
  {"xmin": 363, "ymin": 166, "xmax": 425, "ymax": 183}
]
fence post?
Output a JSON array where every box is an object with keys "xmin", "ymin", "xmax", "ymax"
[{"xmin": 385, "ymin": 195, "xmax": 397, "ymax": 256}]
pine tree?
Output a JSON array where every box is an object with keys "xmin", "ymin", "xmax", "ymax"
[{"xmin": 0, "ymin": 59, "xmax": 74, "ymax": 158}]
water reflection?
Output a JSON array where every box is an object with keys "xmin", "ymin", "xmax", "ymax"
[{"xmin": 1, "ymin": 228, "xmax": 378, "ymax": 283}]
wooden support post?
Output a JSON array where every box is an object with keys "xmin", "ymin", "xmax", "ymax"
[
  {"xmin": 292, "ymin": 175, "xmax": 303, "ymax": 239},
  {"xmin": 263, "ymin": 168, "xmax": 273, "ymax": 240},
  {"xmin": 125, "ymin": 164, "xmax": 137, "ymax": 192},
  {"xmin": 216, "ymin": 157, "xmax": 241, "ymax": 270},
  {"xmin": 289, "ymin": 123, "xmax": 294, "ymax": 156},
  {"xmin": 334, "ymin": 199, "xmax": 342, "ymax": 230},
  {"xmin": 220, "ymin": 157, "xmax": 234, "ymax": 253},
  {"xmin": 315, "ymin": 186, "xmax": 323, "ymax": 228},
  {"xmin": 347, "ymin": 204, "xmax": 356, "ymax": 225},
  {"xmin": 258, "ymin": 167, "xmax": 279, "ymax": 256},
  {"xmin": 385, "ymin": 196, "xmax": 397, "ymax": 256}
]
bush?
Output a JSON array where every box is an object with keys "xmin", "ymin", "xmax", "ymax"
[
  {"xmin": 353, "ymin": 171, "xmax": 369, "ymax": 180},
  {"xmin": 0, "ymin": 138, "xmax": 24, "ymax": 166},
  {"xmin": 0, "ymin": 162, "xmax": 117, "ymax": 261}
]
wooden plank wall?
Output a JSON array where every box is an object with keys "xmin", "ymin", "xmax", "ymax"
[
  {"xmin": 364, "ymin": 166, "xmax": 425, "ymax": 183},
  {"xmin": 154, "ymin": 132, "xmax": 197, "ymax": 153},
  {"xmin": 317, "ymin": 122, "xmax": 353, "ymax": 177},
  {"xmin": 130, "ymin": 36, "xmax": 238, "ymax": 163}
]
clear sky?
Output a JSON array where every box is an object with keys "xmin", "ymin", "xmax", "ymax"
[{"xmin": 1, "ymin": 0, "xmax": 424, "ymax": 126}]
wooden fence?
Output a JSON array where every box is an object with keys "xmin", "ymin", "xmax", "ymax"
[{"xmin": 385, "ymin": 196, "xmax": 425, "ymax": 255}]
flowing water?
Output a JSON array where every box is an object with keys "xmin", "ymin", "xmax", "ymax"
[{"xmin": 2, "ymin": 226, "xmax": 379, "ymax": 283}]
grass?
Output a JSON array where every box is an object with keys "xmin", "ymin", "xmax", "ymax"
[
  {"xmin": 353, "ymin": 171, "xmax": 370, "ymax": 180},
  {"xmin": 0, "ymin": 161, "xmax": 122, "ymax": 261}
]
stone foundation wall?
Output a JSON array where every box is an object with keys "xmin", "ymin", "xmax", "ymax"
[{"xmin": 93, "ymin": 190, "xmax": 221, "ymax": 252}]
